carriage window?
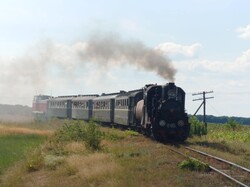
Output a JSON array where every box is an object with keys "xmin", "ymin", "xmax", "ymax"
[
  {"xmin": 73, "ymin": 102, "xmax": 77, "ymax": 108},
  {"xmin": 116, "ymin": 99, "xmax": 130, "ymax": 109},
  {"xmin": 80, "ymin": 102, "xmax": 85, "ymax": 109},
  {"xmin": 106, "ymin": 101, "xmax": 109, "ymax": 109},
  {"xmin": 95, "ymin": 102, "xmax": 100, "ymax": 109}
]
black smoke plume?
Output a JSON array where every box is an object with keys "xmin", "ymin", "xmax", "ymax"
[
  {"xmin": 79, "ymin": 33, "xmax": 176, "ymax": 81},
  {"xmin": 0, "ymin": 32, "xmax": 176, "ymax": 105}
]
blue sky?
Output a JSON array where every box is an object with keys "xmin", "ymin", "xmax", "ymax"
[{"xmin": 1, "ymin": 0, "xmax": 250, "ymax": 117}]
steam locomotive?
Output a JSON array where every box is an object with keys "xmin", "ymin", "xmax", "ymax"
[{"xmin": 32, "ymin": 83, "xmax": 190, "ymax": 141}]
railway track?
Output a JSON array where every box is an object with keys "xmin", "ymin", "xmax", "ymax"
[{"xmin": 167, "ymin": 146, "xmax": 250, "ymax": 187}]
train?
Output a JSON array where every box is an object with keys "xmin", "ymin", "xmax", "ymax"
[{"xmin": 32, "ymin": 82, "xmax": 190, "ymax": 141}]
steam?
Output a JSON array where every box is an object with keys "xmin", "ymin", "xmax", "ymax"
[
  {"xmin": 0, "ymin": 32, "xmax": 176, "ymax": 105},
  {"xmin": 80, "ymin": 33, "xmax": 176, "ymax": 81}
]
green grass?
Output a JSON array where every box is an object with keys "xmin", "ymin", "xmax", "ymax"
[
  {"xmin": 1, "ymin": 120, "xmax": 249, "ymax": 187},
  {"xmin": 187, "ymin": 123, "xmax": 250, "ymax": 168},
  {"xmin": 208, "ymin": 124, "xmax": 250, "ymax": 142},
  {"xmin": 0, "ymin": 134, "xmax": 47, "ymax": 175},
  {"xmin": 178, "ymin": 158, "xmax": 210, "ymax": 172}
]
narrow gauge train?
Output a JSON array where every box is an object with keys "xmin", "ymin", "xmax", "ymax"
[{"xmin": 32, "ymin": 83, "xmax": 190, "ymax": 141}]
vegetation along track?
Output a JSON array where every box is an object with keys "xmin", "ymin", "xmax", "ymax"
[{"xmin": 166, "ymin": 145, "xmax": 250, "ymax": 187}]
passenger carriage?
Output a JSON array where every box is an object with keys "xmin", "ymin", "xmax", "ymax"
[
  {"xmin": 47, "ymin": 96, "xmax": 73, "ymax": 119},
  {"xmin": 71, "ymin": 95, "xmax": 98, "ymax": 120},
  {"xmin": 92, "ymin": 93, "xmax": 118, "ymax": 123},
  {"xmin": 114, "ymin": 89, "xmax": 143, "ymax": 126}
]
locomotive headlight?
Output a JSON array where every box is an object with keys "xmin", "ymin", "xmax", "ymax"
[
  {"xmin": 177, "ymin": 120, "xmax": 184, "ymax": 127},
  {"xmin": 159, "ymin": 120, "xmax": 166, "ymax": 127}
]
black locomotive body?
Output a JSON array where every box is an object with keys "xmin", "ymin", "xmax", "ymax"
[
  {"xmin": 33, "ymin": 82, "xmax": 190, "ymax": 141},
  {"xmin": 136, "ymin": 83, "xmax": 189, "ymax": 141}
]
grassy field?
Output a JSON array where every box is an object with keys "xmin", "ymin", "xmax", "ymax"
[
  {"xmin": 0, "ymin": 120, "xmax": 249, "ymax": 186},
  {"xmin": 186, "ymin": 123, "xmax": 250, "ymax": 168},
  {"xmin": 0, "ymin": 122, "xmax": 56, "ymax": 176},
  {"xmin": 0, "ymin": 134, "xmax": 46, "ymax": 175}
]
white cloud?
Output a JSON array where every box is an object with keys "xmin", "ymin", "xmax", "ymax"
[
  {"xmin": 155, "ymin": 42, "xmax": 202, "ymax": 58},
  {"xmin": 235, "ymin": 48, "xmax": 250, "ymax": 68},
  {"xmin": 228, "ymin": 80, "xmax": 245, "ymax": 87},
  {"xmin": 173, "ymin": 48, "xmax": 250, "ymax": 74},
  {"xmin": 236, "ymin": 24, "xmax": 250, "ymax": 39},
  {"xmin": 174, "ymin": 59, "xmax": 227, "ymax": 72}
]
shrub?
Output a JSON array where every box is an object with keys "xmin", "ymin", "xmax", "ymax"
[
  {"xmin": 178, "ymin": 158, "xmax": 210, "ymax": 172},
  {"xmin": 54, "ymin": 120, "xmax": 86, "ymax": 142},
  {"xmin": 26, "ymin": 148, "xmax": 44, "ymax": 172},
  {"xmin": 189, "ymin": 116, "xmax": 207, "ymax": 136},
  {"xmin": 84, "ymin": 119, "xmax": 102, "ymax": 151},
  {"xmin": 227, "ymin": 118, "xmax": 240, "ymax": 131},
  {"xmin": 44, "ymin": 155, "xmax": 64, "ymax": 170},
  {"xmin": 52, "ymin": 119, "xmax": 103, "ymax": 151}
]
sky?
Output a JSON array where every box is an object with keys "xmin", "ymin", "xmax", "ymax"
[{"xmin": 0, "ymin": 0, "xmax": 250, "ymax": 117}]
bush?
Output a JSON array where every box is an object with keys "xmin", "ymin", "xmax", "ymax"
[
  {"xmin": 227, "ymin": 118, "xmax": 240, "ymax": 131},
  {"xmin": 178, "ymin": 158, "xmax": 210, "ymax": 172},
  {"xmin": 44, "ymin": 155, "xmax": 64, "ymax": 170},
  {"xmin": 54, "ymin": 120, "xmax": 86, "ymax": 142},
  {"xmin": 26, "ymin": 148, "xmax": 44, "ymax": 172},
  {"xmin": 189, "ymin": 116, "xmax": 207, "ymax": 136},
  {"xmin": 84, "ymin": 119, "xmax": 102, "ymax": 151},
  {"xmin": 52, "ymin": 119, "xmax": 102, "ymax": 151}
]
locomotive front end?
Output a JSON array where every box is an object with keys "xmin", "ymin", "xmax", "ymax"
[
  {"xmin": 154, "ymin": 96, "xmax": 189, "ymax": 141},
  {"xmin": 144, "ymin": 83, "xmax": 189, "ymax": 141}
]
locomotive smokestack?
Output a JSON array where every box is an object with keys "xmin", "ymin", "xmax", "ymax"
[{"xmin": 79, "ymin": 32, "xmax": 177, "ymax": 81}]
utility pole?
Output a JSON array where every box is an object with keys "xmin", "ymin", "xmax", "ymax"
[{"xmin": 192, "ymin": 91, "xmax": 214, "ymax": 132}]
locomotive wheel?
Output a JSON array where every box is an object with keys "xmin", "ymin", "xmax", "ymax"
[
  {"xmin": 142, "ymin": 128, "xmax": 151, "ymax": 137},
  {"xmin": 176, "ymin": 135, "xmax": 188, "ymax": 142},
  {"xmin": 153, "ymin": 132, "xmax": 164, "ymax": 142}
]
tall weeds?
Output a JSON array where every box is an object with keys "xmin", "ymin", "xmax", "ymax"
[
  {"xmin": 53, "ymin": 119, "xmax": 102, "ymax": 151},
  {"xmin": 189, "ymin": 116, "xmax": 207, "ymax": 136},
  {"xmin": 84, "ymin": 119, "xmax": 102, "ymax": 151}
]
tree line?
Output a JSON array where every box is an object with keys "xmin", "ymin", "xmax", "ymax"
[{"xmin": 193, "ymin": 115, "xmax": 250, "ymax": 125}]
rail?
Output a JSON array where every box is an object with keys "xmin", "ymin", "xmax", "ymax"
[{"xmin": 167, "ymin": 146, "xmax": 250, "ymax": 187}]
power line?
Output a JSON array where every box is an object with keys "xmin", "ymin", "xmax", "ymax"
[
  {"xmin": 187, "ymin": 91, "xmax": 250, "ymax": 95},
  {"xmin": 207, "ymin": 102, "xmax": 222, "ymax": 116},
  {"xmin": 215, "ymin": 92, "xmax": 250, "ymax": 95},
  {"xmin": 192, "ymin": 91, "xmax": 214, "ymax": 132}
]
